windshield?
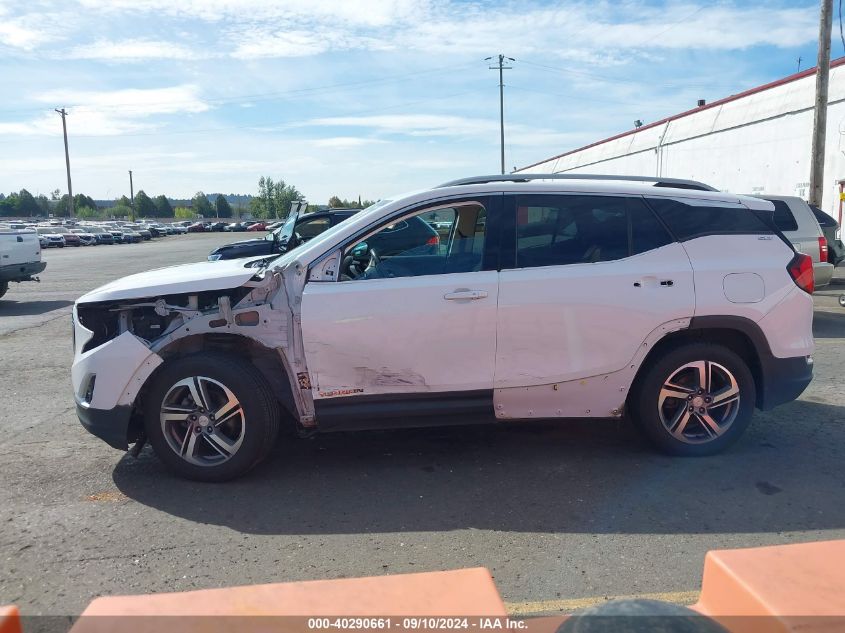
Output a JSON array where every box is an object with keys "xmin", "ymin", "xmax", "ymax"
[
  {"xmin": 262, "ymin": 199, "xmax": 391, "ymax": 270},
  {"xmin": 266, "ymin": 211, "xmax": 300, "ymax": 244}
]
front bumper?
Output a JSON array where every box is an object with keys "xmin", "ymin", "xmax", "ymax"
[
  {"xmin": 0, "ymin": 260, "xmax": 46, "ymax": 283},
  {"xmin": 758, "ymin": 354, "xmax": 813, "ymax": 410},
  {"xmin": 76, "ymin": 402, "xmax": 132, "ymax": 450}
]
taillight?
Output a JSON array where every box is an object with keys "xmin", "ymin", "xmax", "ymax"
[
  {"xmin": 819, "ymin": 236, "xmax": 829, "ymax": 262},
  {"xmin": 426, "ymin": 235, "xmax": 439, "ymax": 246},
  {"xmin": 787, "ymin": 252, "xmax": 814, "ymax": 294}
]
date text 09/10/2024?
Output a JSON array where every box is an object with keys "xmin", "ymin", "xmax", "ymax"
[{"xmin": 307, "ymin": 618, "xmax": 528, "ymax": 630}]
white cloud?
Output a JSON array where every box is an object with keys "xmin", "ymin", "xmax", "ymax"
[
  {"xmin": 308, "ymin": 114, "xmax": 498, "ymax": 137},
  {"xmin": 0, "ymin": 85, "xmax": 211, "ymax": 138},
  {"xmin": 68, "ymin": 39, "xmax": 207, "ymax": 61},
  {"xmin": 35, "ymin": 85, "xmax": 210, "ymax": 116},
  {"xmin": 311, "ymin": 136, "xmax": 388, "ymax": 149}
]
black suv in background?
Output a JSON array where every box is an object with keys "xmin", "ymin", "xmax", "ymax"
[{"xmin": 208, "ymin": 207, "xmax": 441, "ymax": 262}]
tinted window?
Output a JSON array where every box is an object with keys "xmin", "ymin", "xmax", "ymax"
[
  {"xmin": 647, "ymin": 197, "xmax": 772, "ymax": 240},
  {"xmin": 810, "ymin": 205, "xmax": 838, "ymax": 228},
  {"xmin": 514, "ymin": 195, "xmax": 671, "ymax": 269},
  {"xmin": 769, "ymin": 200, "xmax": 799, "ymax": 232},
  {"xmin": 296, "ymin": 217, "xmax": 330, "ymax": 239}
]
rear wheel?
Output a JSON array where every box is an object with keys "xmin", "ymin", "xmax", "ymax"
[
  {"xmin": 630, "ymin": 343, "xmax": 755, "ymax": 456},
  {"xmin": 144, "ymin": 353, "xmax": 280, "ymax": 481}
]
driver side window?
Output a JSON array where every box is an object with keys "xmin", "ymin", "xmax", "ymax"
[{"xmin": 340, "ymin": 203, "xmax": 487, "ymax": 281}]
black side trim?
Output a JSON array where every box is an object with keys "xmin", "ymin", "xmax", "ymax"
[
  {"xmin": 76, "ymin": 403, "xmax": 131, "ymax": 450},
  {"xmin": 315, "ymin": 390, "xmax": 495, "ymax": 432},
  {"xmin": 688, "ymin": 316, "xmax": 812, "ymax": 410}
]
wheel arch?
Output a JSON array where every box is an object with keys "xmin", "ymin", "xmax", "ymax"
[
  {"xmin": 128, "ymin": 333, "xmax": 298, "ymax": 444},
  {"xmin": 629, "ymin": 316, "xmax": 770, "ymax": 411}
]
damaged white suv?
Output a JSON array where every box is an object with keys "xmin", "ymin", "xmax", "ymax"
[{"xmin": 72, "ymin": 175, "xmax": 815, "ymax": 481}]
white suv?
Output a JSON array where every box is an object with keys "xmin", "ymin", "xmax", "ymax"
[{"xmin": 71, "ymin": 175, "xmax": 815, "ymax": 481}]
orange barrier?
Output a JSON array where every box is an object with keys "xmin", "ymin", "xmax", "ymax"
[
  {"xmin": 692, "ymin": 539, "xmax": 845, "ymax": 632},
  {"xmin": 5, "ymin": 540, "xmax": 845, "ymax": 633},
  {"xmin": 0, "ymin": 606, "xmax": 21, "ymax": 633},
  {"xmin": 69, "ymin": 567, "xmax": 506, "ymax": 633}
]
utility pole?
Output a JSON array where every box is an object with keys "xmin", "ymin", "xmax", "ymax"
[
  {"xmin": 486, "ymin": 54, "xmax": 514, "ymax": 174},
  {"xmin": 55, "ymin": 108, "xmax": 74, "ymax": 218},
  {"xmin": 810, "ymin": 0, "xmax": 833, "ymax": 207},
  {"xmin": 128, "ymin": 170, "xmax": 135, "ymax": 221}
]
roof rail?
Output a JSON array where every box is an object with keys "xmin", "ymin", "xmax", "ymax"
[{"xmin": 436, "ymin": 173, "xmax": 718, "ymax": 191}]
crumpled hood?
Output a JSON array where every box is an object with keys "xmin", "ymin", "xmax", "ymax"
[{"xmin": 76, "ymin": 258, "xmax": 263, "ymax": 304}]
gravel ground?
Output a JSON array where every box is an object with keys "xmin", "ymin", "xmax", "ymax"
[{"xmin": 1, "ymin": 233, "xmax": 844, "ymax": 617}]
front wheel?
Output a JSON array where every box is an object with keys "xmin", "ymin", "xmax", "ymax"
[
  {"xmin": 630, "ymin": 343, "xmax": 755, "ymax": 456},
  {"xmin": 144, "ymin": 353, "xmax": 280, "ymax": 481}
]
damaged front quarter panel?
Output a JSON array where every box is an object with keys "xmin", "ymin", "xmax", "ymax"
[{"xmin": 74, "ymin": 261, "xmax": 317, "ymax": 429}]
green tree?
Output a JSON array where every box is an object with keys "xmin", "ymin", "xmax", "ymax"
[
  {"xmin": 327, "ymin": 195, "xmax": 343, "ymax": 208},
  {"xmin": 0, "ymin": 194, "xmax": 18, "ymax": 217},
  {"xmin": 154, "ymin": 195, "xmax": 173, "ymax": 218},
  {"xmin": 16, "ymin": 189, "xmax": 41, "ymax": 216},
  {"xmin": 76, "ymin": 205, "xmax": 102, "ymax": 219},
  {"xmin": 36, "ymin": 194, "xmax": 51, "ymax": 215},
  {"xmin": 134, "ymin": 190, "xmax": 157, "ymax": 219},
  {"xmin": 174, "ymin": 207, "xmax": 195, "ymax": 220},
  {"xmin": 192, "ymin": 191, "xmax": 213, "ymax": 217},
  {"xmin": 215, "ymin": 194, "xmax": 233, "ymax": 218}
]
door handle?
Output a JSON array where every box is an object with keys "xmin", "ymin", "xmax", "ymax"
[
  {"xmin": 444, "ymin": 289, "xmax": 488, "ymax": 301},
  {"xmin": 633, "ymin": 277, "xmax": 674, "ymax": 288}
]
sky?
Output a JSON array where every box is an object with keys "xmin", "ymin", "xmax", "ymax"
[{"xmin": 0, "ymin": 0, "xmax": 831, "ymax": 204}]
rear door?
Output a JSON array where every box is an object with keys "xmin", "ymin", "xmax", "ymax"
[{"xmin": 493, "ymin": 193, "xmax": 695, "ymax": 418}]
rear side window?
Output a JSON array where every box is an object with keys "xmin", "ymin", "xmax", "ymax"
[
  {"xmin": 769, "ymin": 200, "xmax": 799, "ymax": 232},
  {"xmin": 646, "ymin": 197, "xmax": 772, "ymax": 240},
  {"xmin": 513, "ymin": 194, "xmax": 672, "ymax": 269}
]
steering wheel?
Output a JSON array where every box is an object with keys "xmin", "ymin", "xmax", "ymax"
[{"xmin": 363, "ymin": 247, "xmax": 383, "ymax": 278}]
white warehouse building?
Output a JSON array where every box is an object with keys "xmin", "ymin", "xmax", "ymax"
[{"xmin": 516, "ymin": 57, "xmax": 845, "ymax": 223}]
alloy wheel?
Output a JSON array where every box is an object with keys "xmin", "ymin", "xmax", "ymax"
[
  {"xmin": 159, "ymin": 376, "xmax": 245, "ymax": 466},
  {"xmin": 657, "ymin": 360, "xmax": 740, "ymax": 444}
]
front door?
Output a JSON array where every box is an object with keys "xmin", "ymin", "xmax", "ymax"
[{"xmin": 300, "ymin": 196, "xmax": 500, "ymax": 429}]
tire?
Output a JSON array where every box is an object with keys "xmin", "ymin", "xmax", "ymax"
[
  {"xmin": 630, "ymin": 343, "xmax": 755, "ymax": 456},
  {"xmin": 144, "ymin": 352, "xmax": 280, "ymax": 482},
  {"xmin": 0, "ymin": 281, "xmax": 7, "ymax": 299}
]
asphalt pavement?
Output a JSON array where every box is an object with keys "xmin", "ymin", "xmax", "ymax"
[{"xmin": 1, "ymin": 233, "xmax": 845, "ymax": 616}]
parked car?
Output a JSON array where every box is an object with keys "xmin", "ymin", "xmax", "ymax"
[
  {"xmin": 265, "ymin": 221, "xmax": 283, "ymax": 231},
  {"xmin": 170, "ymin": 224, "xmax": 188, "ymax": 235},
  {"xmin": 808, "ymin": 204, "xmax": 844, "ymax": 266},
  {"xmin": 92, "ymin": 229, "xmax": 115, "ymax": 245},
  {"xmin": 208, "ymin": 209, "xmax": 358, "ymax": 261},
  {"xmin": 206, "ymin": 222, "xmax": 228, "ymax": 232},
  {"xmin": 0, "ymin": 227, "xmax": 45, "ymax": 298},
  {"xmin": 247, "ymin": 221, "xmax": 268, "ymax": 232},
  {"xmin": 224, "ymin": 222, "xmax": 250, "ymax": 232},
  {"xmin": 754, "ymin": 195, "xmax": 834, "ymax": 287},
  {"xmin": 106, "ymin": 229, "xmax": 125, "ymax": 244},
  {"xmin": 69, "ymin": 229, "xmax": 96, "ymax": 246},
  {"xmin": 57, "ymin": 229, "xmax": 82, "ymax": 246},
  {"xmin": 36, "ymin": 227, "xmax": 66, "ymax": 247},
  {"xmin": 72, "ymin": 174, "xmax": 815, "ymax": 481},
  {"xmin": 142, "ymin": 224, "xmax": 167, "ymax": 238},
  {"xmin": 186, "ymin": 222, "xmax": 207, "ymax": 233},
  {"xmin": 135, "ymin": 227, "xmax": 152, "ymax": 241},
  {"xmin": 123, "ymin": 230, "xmax": 143, "ymax": 244}
]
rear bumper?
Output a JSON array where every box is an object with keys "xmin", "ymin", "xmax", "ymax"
[
  {"xmin": 758, "ymin": 354, "xmax": 813, "ymax": 410},
  {"xmin": 814, "ymin": 261, "xmax": 834, "ymax": 288},
  {"xmin": 0, "ymin": 260, "xmax": 46, "ymax": 282},
  {"xmin": 76, "ymin": 402, "xmax": 131, "ymax": 450}
]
